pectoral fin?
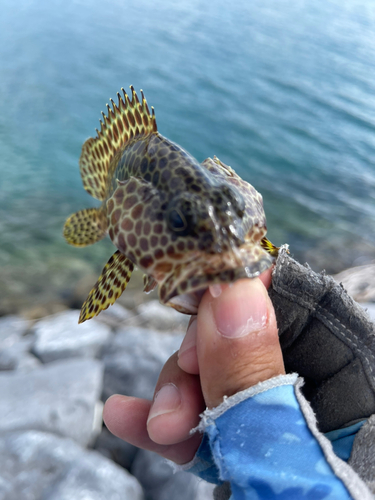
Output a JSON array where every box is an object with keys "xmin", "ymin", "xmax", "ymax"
[
  {"xmin": 63, "ymin": 207, "xmax": 107, "ymax": 247},
  {"xmin": 79, "ymin": 250, "xmax": 134, "ymax": 323},
  {"xmin": 143, "ymin": 274, "xmax": 158, "ymax": 293}
]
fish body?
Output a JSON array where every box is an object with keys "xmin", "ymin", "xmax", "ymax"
[{"xmin": 64, "ymin": 87, "xmax": 277, "ymax": 323}]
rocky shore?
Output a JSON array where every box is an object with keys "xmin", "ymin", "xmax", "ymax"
[
  {"xmin": 0, "ymin": 302, "xmax": 214, "ymax": 500},
  {"xmin": 0, "ymin": 262, "xmax": 374, "ymax": 500}
]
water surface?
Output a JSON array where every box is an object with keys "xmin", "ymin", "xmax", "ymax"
[{"xmin": 1, "ymin": 0, "xmax": 374, "ymax": 313}]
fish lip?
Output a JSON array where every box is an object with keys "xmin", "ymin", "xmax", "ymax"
[
  {"xmin": 167, "ymin": 290, "xmax": 205, "ymax": 315},
  {"xmin": 161, "ymin": 246, "xmax": 274, "ymax": 308}
]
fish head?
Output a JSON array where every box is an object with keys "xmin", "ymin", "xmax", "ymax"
[
  {"xmin": 165, "ymin": 182, "xmax": 247, "ymax": 252},
  {"xmin": 108, "ymin": 174, "xmax": 273, "ymax": 314},
  {"xmin": 159, "ymin": 178, "xmax": 273, "ymax": 312}
]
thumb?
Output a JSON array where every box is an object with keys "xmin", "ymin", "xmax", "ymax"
[{"xmin": 196, "ymin": 278, "xmax": 285, "ymax": 408}]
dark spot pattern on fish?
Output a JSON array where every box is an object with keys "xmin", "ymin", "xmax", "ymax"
[{"xmin": 63, "ymin": 86, "xmax": 278, "ymax": 323}]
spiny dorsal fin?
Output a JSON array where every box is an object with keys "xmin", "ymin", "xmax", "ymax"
[
  {"xmin": 79, "ymin": 250, "xmax": 134, "ymax": 323},
  {"xmin": 79, "ymin": 86, "xmax": 157, "ymax": 201},
  {"xmin": 201, "ymin": 156, "xmax": 238, "ymax": 178}
]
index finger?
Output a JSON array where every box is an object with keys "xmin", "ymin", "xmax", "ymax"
[{"xmin": 103, "ymin": 394, "xmax": 202, "ymax": 464}]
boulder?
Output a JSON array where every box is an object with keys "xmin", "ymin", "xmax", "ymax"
[
  {"xmin": 104, "ymin": 326, "xmax": 183, "ymax": 360},
  {"xmin": 0, "ymin": 358, "xmax": 103, "ymax": 447},
  {"xmin": 333, "ymin": 264, "xmax": 375, "ymax": 303},
  {"xmin": 94, "ymin": 426, "xmax": 138, "ymax": 470},
  {"xmin": 0, "ymin": 343, "xmax": 41, "ymax": 371},
  {"xmin": 0, "ymin": 430, "xmax": 143, "ymax": 500},
  {"xmin": 0, "ymin": 315, "xmax": 40, "ymax": 371},
  {"xmin": 102, "ymin": 327, "xmax": 183, "ymax": 401},
  {"xmin": 0, "ymin": 314, "xmax": 31, "ymax": 339},
  {"xmin": 136, "ymin": 300, "xmax": 190, "ymax": 332},
  {"xmin": 360, "ymin": 303, "xmax": 375, "ymax": 323},
  {"xmin": 32, "ymin": 310, "xmax": 112, "ymax": 363},
  {"xmin": 131, "ymin": 448, "xmax": 214, "ymax": 500},
  {"xmin": 92, "ymin": 302, "xmax": 134, "ymax": 329}
]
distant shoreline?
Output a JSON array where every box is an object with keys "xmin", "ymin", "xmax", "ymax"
[{"xmin": 2, "ymin": 255, "xmax": 374, "ymax": 320}]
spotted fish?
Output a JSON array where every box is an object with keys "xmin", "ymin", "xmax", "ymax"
[{"xmin": 64, "ymin": 86, "xmax": 278, "ymax": 323}]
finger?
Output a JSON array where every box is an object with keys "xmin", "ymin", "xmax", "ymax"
[
  {"xmin": 146, "ymin": 351, "xmax": 205, "ymax": 445},
  {"xmin": 177, "ymin": 316, "xmax": 199, "ymax": 374},
  {"xmin": 258, "ymin": 266, "xmax": 273, "ymax": 289},
  {"xmin": 177, "ymin": 267, "xmax": 273, "ymax": 375},
  {"xmin": 103, "ymin": 395, "xmax": 202, "ymax": 464},
  {"xmin": 197, "ymin": 277, "xmax": 285, "ymax": 408}
]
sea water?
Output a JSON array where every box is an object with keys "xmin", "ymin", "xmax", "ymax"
[{"xmin": 0, "ymin": 0, "xmax": 374, "ymax": 311}]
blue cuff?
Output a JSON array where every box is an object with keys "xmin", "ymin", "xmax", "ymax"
[
  {"xmin": 324, "ymin": 421, "xmax": 366, "ymax": 462},
  {"xmin": 185, "ymin": 433, "xmax": 222, "ymax": 484},
  {"xmin": 186, "ymin": 375, "xmax": 353, "ymax": 499}
]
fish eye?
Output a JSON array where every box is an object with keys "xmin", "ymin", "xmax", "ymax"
[
  {"xmin": 166, "ymin": 198, "xmax": 197, "ymax": 237},
  {"xmin": 168, "ymin": 209, "xmax": 187, "ymax": 232},
  {"xmin": 222, "ymin": 184, "xmax": 245, "ymax": 217}
]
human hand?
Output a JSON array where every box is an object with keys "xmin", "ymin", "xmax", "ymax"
[{"xmin": 103, "ymin": 269, "xmax": 285, "ymax": 465}]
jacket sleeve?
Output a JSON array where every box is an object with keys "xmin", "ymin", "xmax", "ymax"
[{"xmin": 182, "ymin": 374, "xmax": 373, "ymax": 500}]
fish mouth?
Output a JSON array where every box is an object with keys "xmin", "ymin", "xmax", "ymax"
[{"xmin": 159, "ymin": 243, "xmax": 274, "ymax": 314}]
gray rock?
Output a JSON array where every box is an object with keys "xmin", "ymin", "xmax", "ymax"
[
  {"xmin": 333, "ymin": 264, "xmax": 375, "ymax": 303},
  {"xmin": 136, "ymin": 300, "xmax": 190, "ymax": 332},
  {"xmin": 196, "ymin": 480, "xmax": 216, "ymax": 500},
  {"xmin": 0, "ymin": 430, "xmax": 143, "ymax": 500},
  {"xmin": 103, "ymin": 351, "xmax": 162, "ymax": 402},
  {"xmin": 0, "ymin": 358, "xmax": 103, "ymax": 447},
  {"xmin": 93, "ymin": 303, "xmax": 134, "ymax": 329},
  {"xmin": 0, "ymin": 315, "xmax": 39, "ymax": 371},
  {"xmin": 32, "ymin": 310, "xmax": 112, "ymax": 363},
  {"xmin": 0, "ymin": 314, "xmax": 31, "ymax": 340},
  {"xmin": 106, "ymin": 326, "xmax": 183, "ymax": 360},
  {"xmin": 94, "ymin": 426, "xmax": 138, "ymax": 470},
  {"xmin": 360, "ymin": 303, "xmax": 375, "ymax": 323},
  {"xmin": 0, "ymin": 345, "xmax": 41, "ymax": 371},
  {"xmin": 102, "ymin": 327, "xmax": 183, "ymax": 401},
  {"xmin": 131, "ymin": 449, "xmax": 213, "ymax": 500}
]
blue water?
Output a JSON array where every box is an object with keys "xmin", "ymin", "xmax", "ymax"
[{"xmin": 1, "ymin": 0, "xmax": 375, "ymax": 312}]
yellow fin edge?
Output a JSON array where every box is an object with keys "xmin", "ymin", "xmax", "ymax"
[{"xmin": 79, "ymin": 86, "xmax": 158, "ymax": 201}]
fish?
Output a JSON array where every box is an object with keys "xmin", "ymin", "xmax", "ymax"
[{"xmin": 63, "ymin": 86, "xmax": 279, "ymax": 323}]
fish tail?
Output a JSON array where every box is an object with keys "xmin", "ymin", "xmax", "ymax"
[{"xmin": 63, "ymin": 206, "xmax": 107, "ymax": 247}]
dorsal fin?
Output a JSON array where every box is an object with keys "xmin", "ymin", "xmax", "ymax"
[{"xmin": 79, "ymin": 86, "xmax": 158, "ymax": 201}]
